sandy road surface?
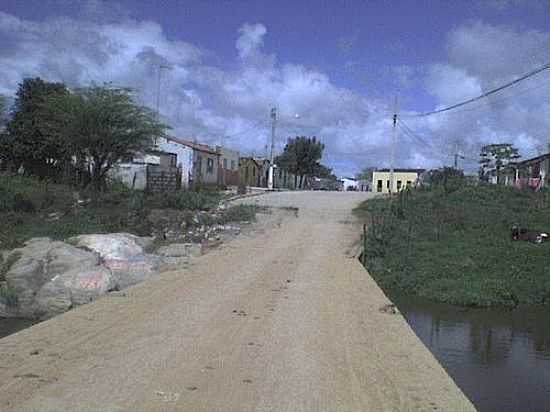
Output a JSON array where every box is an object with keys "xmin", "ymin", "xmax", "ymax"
[{"xmin": 0, "ymin": 191, "xmax": 475, "ymax": 412}]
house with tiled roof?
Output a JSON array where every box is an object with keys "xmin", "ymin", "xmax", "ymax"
[{"xmin": 156, "ymin": 136, "xmax": 220, "ymax": 187}]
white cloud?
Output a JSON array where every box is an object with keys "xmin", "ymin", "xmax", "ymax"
[{"xmin": 6, "ymin": 11, "xmax": 549, "ymax": 177}]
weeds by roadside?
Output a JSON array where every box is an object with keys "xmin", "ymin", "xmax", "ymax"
[{"xmin": 355, "ymin": 185, "xmax": 550, "ymax": 308}]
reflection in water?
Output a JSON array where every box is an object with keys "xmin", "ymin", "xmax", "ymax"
[{"xmin": 392, "ymin": 295, "xmax": 550, "ymax": 412}]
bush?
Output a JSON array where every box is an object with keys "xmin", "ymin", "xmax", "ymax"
[{"xmin": 220, "ymin": 205, "xmax": 258, "ymax": 224}]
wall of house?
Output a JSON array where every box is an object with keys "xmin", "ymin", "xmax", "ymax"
[
  {"xmin": 110, "ymin": 163, "xmax": 148, "ymax": 190},
  {"xmin": 218, "ymin": 147, "xmax": 240, "ymax": 186},
  {"xmin": 193, "ymin": 151, "xmax": 219, "ymax": 185},
  {"xmin": 157, "ymin": 138, "xmax": 194, "ymax": 187},
  {"xmin": 239, "ymin": 159, "xmax": 259, "ymax": 187},
  {"xmin": 372, "ymin": 171, "xmax": 419, "ymax": 193}
]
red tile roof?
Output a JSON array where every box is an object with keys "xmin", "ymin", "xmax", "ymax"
[{"xmin": 166, "ymin": 136, "xmax": 219, "ymax": 155}]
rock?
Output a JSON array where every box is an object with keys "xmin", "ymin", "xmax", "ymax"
[
  {"xmin": 104, "ymin": 254, "xmax": 162, "ymax": 290},
  {"xmin": 156, "ymin": 243, "xmax": 202, "ymax": 258},
  {"xmin": 68, "ymin": 233, "xmax": 153, "ymax": 260},
  {"xmin": 35, "ymin": 267, "xmax": 114, "ymax": 318},
  {"xmin": 3, "ymin": 239, "xmax": 102, "ymax": 318}
]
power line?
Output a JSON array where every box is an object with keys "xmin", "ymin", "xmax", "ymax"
[
  {"xmin": 398, "ymin": 120, "xmax": 478, "ymax": 164},
  {"xmin": 407, "ymin": 61, "xmax": 550, "ymax": 117}
]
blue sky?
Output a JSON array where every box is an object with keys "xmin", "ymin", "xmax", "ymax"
[{"xmin": 2, "ymin": 0, "xmax": 550, "ymax": 175}]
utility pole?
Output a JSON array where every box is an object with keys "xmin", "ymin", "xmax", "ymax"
[
  {"xmin": 268, "ymin": 107, "xmax": 277, "ymax": 190},
  {"xmin": 389, "ymin": 96, "xmax": 398, "ymax": 194},
  {"xmin": 155, "ymin": 64, "xmax": 170, "ymax": 145}
]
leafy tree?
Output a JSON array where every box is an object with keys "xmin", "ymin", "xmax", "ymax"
[
  {"xmin": 42, "ymin": 85, "xmax": 168, "ymax": 191},
  {"xmin": 4, "ymin": 78, "xmax": 70, "ymax": 177},
  {"xmin": 275, "ymin": 136, "xmax": 325, "ymax": 188},
  {"xmin": 479, "ymin": 143, "xmax": 520, "ymax": 183},
  {"xmin": 314, "ymin": 163, "xmax": 337, "ymax": 180}
]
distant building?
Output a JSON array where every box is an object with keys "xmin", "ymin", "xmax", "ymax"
[
  {"xmin": 217, "ymin": 146, "xmax": 240, "ymax": 186},
  {"xmin": 239, "ymin": 157, "xmax": 261, "ymax": 187},
  {"xmin": 372, "ymin": 169, "xmax": 424, "ymax": 193},
  {"xmin": 357, "ymin": 179, "xmax": 371, "ymax": 192},
  {"xmin": 488, "ymin": 153, "xmax": 550, "ymax": 191},
  {"xmin": 341, "ymin": 177, "xmax": 358, "ymax": 191}
]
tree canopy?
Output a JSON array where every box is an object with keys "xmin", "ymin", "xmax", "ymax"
[
  {"xmin": 479, "ymin": 143, "xmax": 520, "ymax": 183},
  {"xmin": 3, "ymin": 78, "xmax": 69, "ymax": 176},
  {"xmin": 275, "ymin": 136, "xmax": 325, "ymax": 187},
  {"xmin": 42, "ymin": 85, "xmax": 167, "ymax": 190}
]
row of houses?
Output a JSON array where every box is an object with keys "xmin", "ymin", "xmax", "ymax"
[
  {"xmin": 111, "ymin": 136, "xmax": 300, "ymax": 191},
  {"xmin": 486, "ymin": 153, "xmax": 550, "ymax": 190}
]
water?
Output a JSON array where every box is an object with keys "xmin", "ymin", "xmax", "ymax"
[
  {"xmin": 392, "ymin": 294, "xmax": 550, "ymax": 412},
  {"xmin": 0, "ymin": 318, "xmax": 36, "ymax": 339}
]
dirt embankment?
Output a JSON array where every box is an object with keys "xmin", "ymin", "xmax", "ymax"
[{"xmin": 0, "ymin": 192, "xmax": 475, "ymax": 412}]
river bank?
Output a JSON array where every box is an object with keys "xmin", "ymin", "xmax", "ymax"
[
  {"xmin": 356, "ymin": 185, "xmax": 550, "ymax": 307},
  {"xmin": 392, "ymin": 294, "xmax": 550, "ymax": 412}
]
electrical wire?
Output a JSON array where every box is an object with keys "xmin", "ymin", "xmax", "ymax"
[{"xmin": 406, "ymin": 61, "xmax": 550, "ymax": 117}]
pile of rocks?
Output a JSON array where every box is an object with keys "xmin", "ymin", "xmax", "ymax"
[{"xmin": 0, "ymin": 233, "xmax": 208, "ymax": 320}]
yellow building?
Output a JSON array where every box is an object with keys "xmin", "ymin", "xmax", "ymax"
[{"xmin": 372, "ymin": 169, "xmax": 424, "ymax": 193}]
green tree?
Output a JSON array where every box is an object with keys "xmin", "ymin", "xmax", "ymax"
[
  {"xmin": 43, "ymin": 85, "xmax": 168, "ymax": 191},
  {"xmin": 479, "ymin": 143, "xmax": 520, "ymax": 183},
  {"xmin": 4, "ymin": 78, "xmax": 69, "ymax": 176},
  {"xmin": 275, "ymin": 136, "xmax": 325, "ymax": 188}
]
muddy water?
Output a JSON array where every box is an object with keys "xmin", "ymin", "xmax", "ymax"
[
  {"xmin": 392, "ymin": 295, "xmax": 550, "ymax": 412},
  {"xmin": 0, "ymin": 318, "xmax": 36, "ymax": 339}
]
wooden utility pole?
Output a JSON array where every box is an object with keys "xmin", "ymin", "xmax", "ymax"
[{"xmin": 389, "ymin": 96, "xmax": 399, "ymax": 194}]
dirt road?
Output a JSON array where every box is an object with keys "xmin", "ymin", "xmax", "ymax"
[{"xmin": 0, "ymin": 191, "xmax": 475, "ymax": 411}]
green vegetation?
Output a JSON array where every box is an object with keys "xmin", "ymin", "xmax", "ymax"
[
  {"xmin": 219, "ymin": 204, "xmax": 260, "ymax": 224},
  {"xmin": 356, "ymin": 181, "xmax": 550, "ymax": 308},
  {"xmin": 0, "ymin": 176, "xmax": 223, "ymax": 249},
  {"xmin": 0, "ymin": 78, "xmax": 167, "ymax": 189}
]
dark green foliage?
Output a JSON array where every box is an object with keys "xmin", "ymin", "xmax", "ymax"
[
  {"xmin": 356, "ymin": 185, "xmax": 550, "ymax": 307},
  {"xmin": 42, "ymin": 85, "xmax": 168, "ymax": 191},
  {"xmin": 275, "ymin": 136, "xmax": 325, "ymax": 188},
  {"xmin": 0, "ymin": 175, "xmax": 224, "ymax": 249},
  {"xmin": 146, "ymin": 191, "xmax": 222, "ymax": 211},
  {"xmin": 2, "ymin": 78, "xmax": 70, "ymax": 176}
]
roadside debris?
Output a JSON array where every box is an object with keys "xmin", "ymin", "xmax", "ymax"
[{"xmin": 511, "ymin": 224, "xmax": 549, "ymax": 244}]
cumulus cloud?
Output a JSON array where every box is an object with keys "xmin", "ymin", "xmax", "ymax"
[
  {"xmin": 412, "ymin": 20, "xmax": 550, "ymax": 170},
  {"xmin": 4, "ymin": 9, "xmax": 548, "ymax": 176},
  {"xmin": 0, "ymin": 11, "xmax": 402, "ymax": 176}
]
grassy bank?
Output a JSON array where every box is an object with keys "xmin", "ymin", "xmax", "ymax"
[
  {"xmin": 0, "ymin": 175, "xmax": 243, "ymax": 250},
  {"xmin": 355, "ymin": 185, "xmax": 550, "ymax": 307}
]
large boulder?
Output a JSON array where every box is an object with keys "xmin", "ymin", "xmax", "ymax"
[
  {"xmin": 68, "ymin": 233, "xmax": 160, "ymax": 289},
  {"xmin": 68, "ymin": 233, "xmax": 154, "ymax": 260},
  {"xmin": 4, "ymin": 239, "xmax": 101, "ymax": 317},
  {"xmin": 3, "ymin": 238, "xmax": 105, "ymax": 318},
  {"xmin": 34, "ymin": 266, "xmax": 115, "ymax": 318}
]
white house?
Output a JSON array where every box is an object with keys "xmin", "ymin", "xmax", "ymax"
[
  {"xmin": 155, "ymin": 136, "xmax": 194, "ymax": 187},
  {"xmin": 341, "ymin": 177, "xmax": 358, "ymax": 191}
]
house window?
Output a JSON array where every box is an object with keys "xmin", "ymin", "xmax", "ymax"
[
  {"xmin": 377, "ymin": 179, "xmax": 383, "ymax": 192},
  {"xmin": 223, "ymin": 158, "xmax": 228, "ymax": 169},
  {"xmin": 406, "ymin": 180, "xmax": 412, "ymax": 187},
  {"xmin": 252, "ymin": 167, "xmax": 256, "ymax": 177},
  {"xmin": 397, "ymin": 180, "xmax": 402, "ymax": 190},
  {"xmin": 231, "ymin": 160, "xmax": 236, "ymax": 170},
  {"xmin": 386, "ymin": 180, "xmax": 390, "ymax": 189},
  {"xmin": 207, "ymin": 158, "xmax": 214, "ymax": 174}
]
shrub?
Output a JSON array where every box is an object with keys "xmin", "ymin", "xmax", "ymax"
[{"xmin": 220, "ymin": 205, "xmax": 258, "ymax": 224}]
